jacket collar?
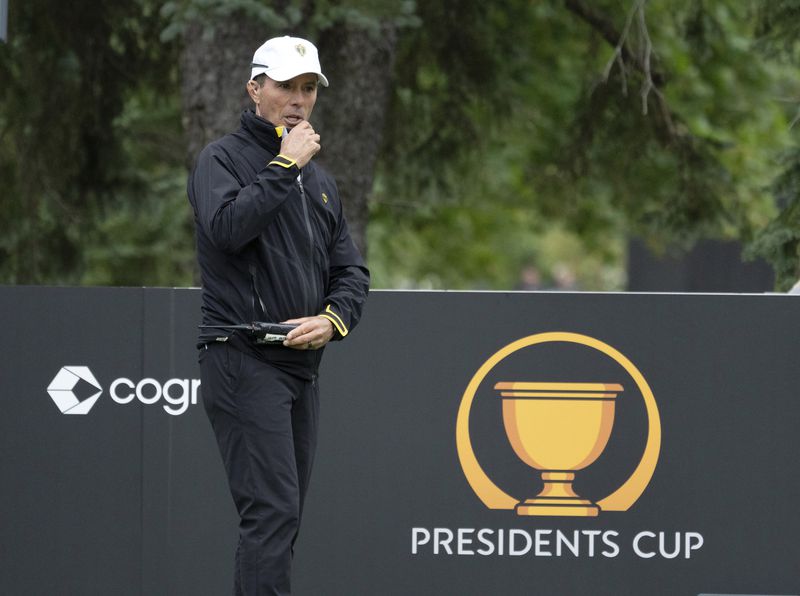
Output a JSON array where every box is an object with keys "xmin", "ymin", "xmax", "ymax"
[{"xmin": 240, "ymin": 109, "xmax": 282, "ymax": 153}]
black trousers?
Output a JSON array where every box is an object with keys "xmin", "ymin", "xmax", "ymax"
[{"xmin": 200, "ymin": 342, "xmax": 320, "ymax": 596}]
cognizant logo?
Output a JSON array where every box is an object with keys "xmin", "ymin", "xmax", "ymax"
[
  {"xmin": 47, "ymin": 366, "xmax": 103, "ymax": 415},
  {"xmin": 47, "ymin": 366, "xmax": 200, "ymax": 416}
]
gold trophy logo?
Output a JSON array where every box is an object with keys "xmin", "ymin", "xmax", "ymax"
[
  {"xmin": 456, "ymin": 332, "xmax": 661, "ymax": 516},
  {"xmin": 494, "ymin": 382, "xmax": 623, "ymax": 517}
]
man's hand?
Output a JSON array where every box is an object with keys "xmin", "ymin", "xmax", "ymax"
[
  {"xmin": 280, "ymin": 121, "xmax": 320, "ymax": 168},
  {"xmin": 282, "ymin": 315, "xmax": 334, "ymax": 350}
]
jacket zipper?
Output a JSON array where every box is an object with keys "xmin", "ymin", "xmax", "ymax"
[
  {"xmin": 298, "ymin": 173, "xmax": 314, "ymax": 255},
  {"xmin": 249, "ymin": 263, "xmax": 268, "ymax": 321},
  {"xmin": 298, "ymin": 172, "xmax": 315, "ymax": 312}
]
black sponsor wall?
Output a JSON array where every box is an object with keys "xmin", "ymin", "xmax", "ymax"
[{"xmin": 1, "ymin": 286, "xmax": 798, "ymax": 596}]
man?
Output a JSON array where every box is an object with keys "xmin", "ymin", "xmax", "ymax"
[{"xmin": 187, "ymin": 35, "xmax": 369, "ymax": 595}]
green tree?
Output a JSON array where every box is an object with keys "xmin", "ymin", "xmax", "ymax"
[
  {"xmin": 1, "ymin": 0, "xmax": 798, "ymax": 291},
  {"xmin": 371, "ymin": 0, "xmax": 799, "ymax": 289},
  {"xmin": 746, "ymin": 0, "xmax": 800, "ymax": 288},
  {"xmin": 0, "ymin": 0, "xmax": 189, "ymax": 285}
]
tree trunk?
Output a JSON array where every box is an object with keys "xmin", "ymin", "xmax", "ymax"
[
  {"xmin": 180, "ymin": 19, "xmax": 268, "ymax": 168},
  {"xmin": 313, "ymin": 23, "xmax": 398, "ymax": 257}
]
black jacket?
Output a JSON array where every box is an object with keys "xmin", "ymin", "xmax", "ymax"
[{"xmin": 188, "ymin": 110, "xmax": 369, "ymax": 375}]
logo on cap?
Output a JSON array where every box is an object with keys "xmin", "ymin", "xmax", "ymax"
[{"xmin": 295, "ymin": 44, "xmax": 306, "ymax": 57}]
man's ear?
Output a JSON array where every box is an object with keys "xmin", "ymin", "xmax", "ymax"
[{"xmin": 247, "ymin": 80, "xmax": 260, "ymax": 103}]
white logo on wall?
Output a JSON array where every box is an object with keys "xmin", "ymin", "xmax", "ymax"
[
  {"xmin": 47, "ymin": 366, "xmax": 103, "ymax": 415},
  {"xmin": 47, "ymin": 366, "xmax": 200, "ymax": 416}
]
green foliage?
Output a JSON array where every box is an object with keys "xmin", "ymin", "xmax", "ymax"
[
  {"xmin": 160, "ymin": 0, "xmax": 298, "ymax": 42},
  {"xmin": 372, "ymin": 0, "xmax": 800, "ymax": 289},
  {"xmin": 1, "ymin": 0, "xmax": 798, "ymax": 290},
  {"xmin": 82, "ymin": 187, "xmax": 195, "ymax": 287},
  {"xmin": 159, "ymin": 0, "xmax": 418, "ymax": 42},
  {"xmin": 82, "ymin": 89, "xmax": 195, "ymax": 286},
  {"xmin": 745, "ymin": 149, "xmax": 800, "ymax": 290},
  {"xmin": 747, "ymin": 0, "xmax": 800, "ymax": 287},
  {"xmin": 309, "ymin": 0, "xmax": 418, "ymax": 31},
  {"xmin": 756, "ymin": 0, "xmax": 800, "ymax": 62},
  {"xmin": 0, "ymin": 0, "xmax": 185, "ymax": 285}
]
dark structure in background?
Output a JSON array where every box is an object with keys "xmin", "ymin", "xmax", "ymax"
[{"xmin": 627, "ymin": 239, "xmax": 775, "ymax": 292}]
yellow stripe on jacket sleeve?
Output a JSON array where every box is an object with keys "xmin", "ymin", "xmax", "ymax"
[
  {"xmin": 268, "ymin": 154, "xmax": 297, "ymax": 169},
  {"xmin": 320, "ymin": 304, "xmax": 348, "ymax": 337}
]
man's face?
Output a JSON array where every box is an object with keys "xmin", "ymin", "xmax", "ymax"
[{"xmin": 253, "ymin": 73, "xmax": 318, "ymax": 129}]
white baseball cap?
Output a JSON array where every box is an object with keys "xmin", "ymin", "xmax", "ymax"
[{"xmin": 250, "ymin": 36, "xmax": 329, "ymax": 87}]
